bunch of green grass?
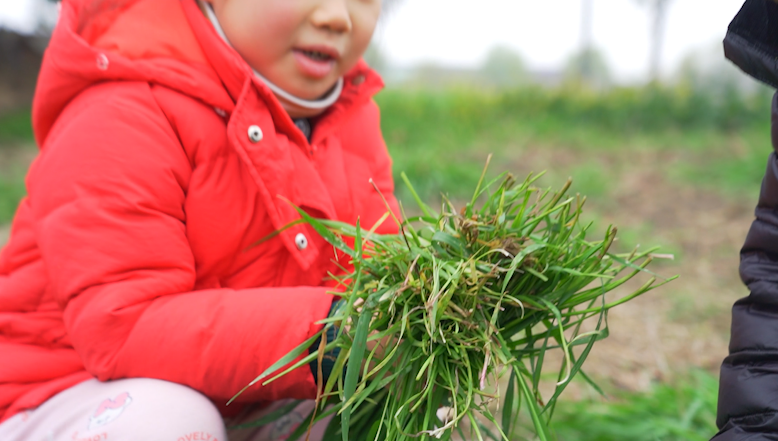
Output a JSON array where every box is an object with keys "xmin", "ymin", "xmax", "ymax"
[{"xmin": 235, "ymin": 159, "xmax": 675, "ymax": 441}]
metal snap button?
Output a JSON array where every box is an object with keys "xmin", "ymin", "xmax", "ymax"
[
  {"xmin": 248, "ymin": 125, "xmax": 263, "ymax": 143},
  {"xmin": 295, "ymin": 233, "xmax": 308, "ymax": 250},
  {"xmin": 96, "ymin": 53, "xmax": 109, "ymax": 71}
]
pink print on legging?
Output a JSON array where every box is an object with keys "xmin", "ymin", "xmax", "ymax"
[{"xmin": 88, "ymin": 392, "xmax": 133, "ymax": 430}]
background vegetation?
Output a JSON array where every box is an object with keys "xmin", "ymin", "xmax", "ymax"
[{"xmin": 378, "ymin": 85, "xmax": 771, "ymax": 204}]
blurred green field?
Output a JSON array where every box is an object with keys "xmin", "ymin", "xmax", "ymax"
[
  {"xmin": 0, "ymin": 84, "xmax": 770, "ymax": 440},
  {"xmin": 378, "ymin": 85, "xmax": 772, "ymax": 204},
  {"xmin": 0, "ymin": 108, "xmax": 33, "ymax": 227},
  {"xmin": 550, "ymin": 370, "xmax": 719, "ymax": 441}
]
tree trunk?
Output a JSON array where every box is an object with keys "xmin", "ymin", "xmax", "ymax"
[
  {"xmin": 580, "ymin": 0, "xmax": 594, "ymax": 80},
  {"xmin": 649, "ymin": 0, "xmax": 669, "ymax": 82}
]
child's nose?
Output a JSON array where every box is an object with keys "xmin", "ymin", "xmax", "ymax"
[{"xmin": 311, "ymin": 0, "xmax": 352, "ymax": 34}]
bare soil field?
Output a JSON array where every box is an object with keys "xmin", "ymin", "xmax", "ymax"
[{"xmin": 507, "ymin": 145, "xmax": 754, "ymax": 394}]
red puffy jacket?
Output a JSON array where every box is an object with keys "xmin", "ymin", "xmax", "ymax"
[{"xmin": 0, "ymin": 0, "xmax": 399, "ymax": 422}]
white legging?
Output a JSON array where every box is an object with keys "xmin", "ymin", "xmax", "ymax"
[{"xmin": 0, "ymin": 378, "xmax": 330, "ymax": 441}]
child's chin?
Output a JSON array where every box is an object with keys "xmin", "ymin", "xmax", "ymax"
[{"xmin": 294, "ymin": 79, "xmax": 339, "ymax": 101}]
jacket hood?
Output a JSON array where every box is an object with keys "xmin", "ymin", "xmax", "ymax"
[
  {"xmin": 33, "ymin": 0, "xmax": 238, "ymax": 146},
  {"xmin": 724, "ymin": 0, "xmax": 778, "ymax": 89},
  {"xmin": 32, "ymin": 0, "xmax": 383, "ymax": 147}
]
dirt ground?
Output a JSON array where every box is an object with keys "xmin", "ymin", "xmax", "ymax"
[
  {"xmin": 585, "ymin": 172, "xmax": 746, "ymax": 391},
  {"xmin": 505, "ymin": 145, "xmax": 754, "ymax": 395}
]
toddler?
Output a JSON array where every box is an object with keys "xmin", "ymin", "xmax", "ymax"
[{"xmin": 0, "ymin": 0, "xmax": 398, "ymax": 439}]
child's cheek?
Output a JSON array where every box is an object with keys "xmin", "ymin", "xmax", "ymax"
[
  {"xmin": 223, "ymin": 0, "xmax": 299, "ymax": 49},
  {"xmin": 346, "ymin": 15, "xmax": 380, "ymax": 66},
  {"xmin": 262, "ymin": 0, "xmax": 305, "ymax": 37}
]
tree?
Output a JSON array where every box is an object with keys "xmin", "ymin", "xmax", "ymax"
[
  {"xmin": 580, "ymin": 0, "xmax": 595, "ymax": 81},
  {"xmin": 636, "ymin": 0, "xmax": 673, "ymax": 82},
  {"xmin": 676, "ymin": 43, "xmax": 766, "ymax": 97},
  {"xmin": 564, "ymin": 47, "xmax": 612, "ymax": 88},
  {"xmin": 479, "ymin": 45, "xmax": 528, "ymax": 88}
]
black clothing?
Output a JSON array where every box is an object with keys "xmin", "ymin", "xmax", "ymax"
[
  {"xmin": 716, "ymin": 1, "xmax": 778, "ymax": 439},
  {"xmin": 293, "ymin": 118, "xmax": 312, "ymax": 142}
]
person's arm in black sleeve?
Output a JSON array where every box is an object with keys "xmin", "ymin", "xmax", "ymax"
[
  {"xmin": 714, "ymin": 2, "xmax": 778, "ymax": 438},
  {"xmin": 715, "ymin": 117, "xmax": 778, "ymax": 439}
]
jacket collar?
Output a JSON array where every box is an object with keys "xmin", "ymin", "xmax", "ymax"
[{"xmin": 180, "ymin": 0, "xmax": 384, "ymax": 142}]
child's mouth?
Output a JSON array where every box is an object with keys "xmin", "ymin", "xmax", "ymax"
[
  {"xmin": 293, "ymin": 48, "xmax": 337, "ymax": 79},
  {"xmin": 300, "ymin": 50, "xmax": 332, "ymax": 62}
]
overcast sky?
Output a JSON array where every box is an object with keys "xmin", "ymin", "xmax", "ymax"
[
  {"xmin": 374, "ymin": 0, "xmax": 746, "ymax": 83},
  {"xmin": 0, "ymin": 0, "xmax": 57, "ymax": 34},
  {"xmin": 0, "ymin": 0, "xmax": 747, "ymax": 83}
]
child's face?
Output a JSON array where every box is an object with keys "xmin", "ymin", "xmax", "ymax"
[{"xmin": 207, "ymin": 0, "xmax": 382, "ymax": 101}]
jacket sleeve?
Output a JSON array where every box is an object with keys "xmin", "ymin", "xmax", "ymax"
[
  {"xmin": 27, "ymin": 82, "xmax": 332, "ymax": 405},
  {"xmin": 714, "ymin": 92, "xmax": 778, "ymax": 440}
]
